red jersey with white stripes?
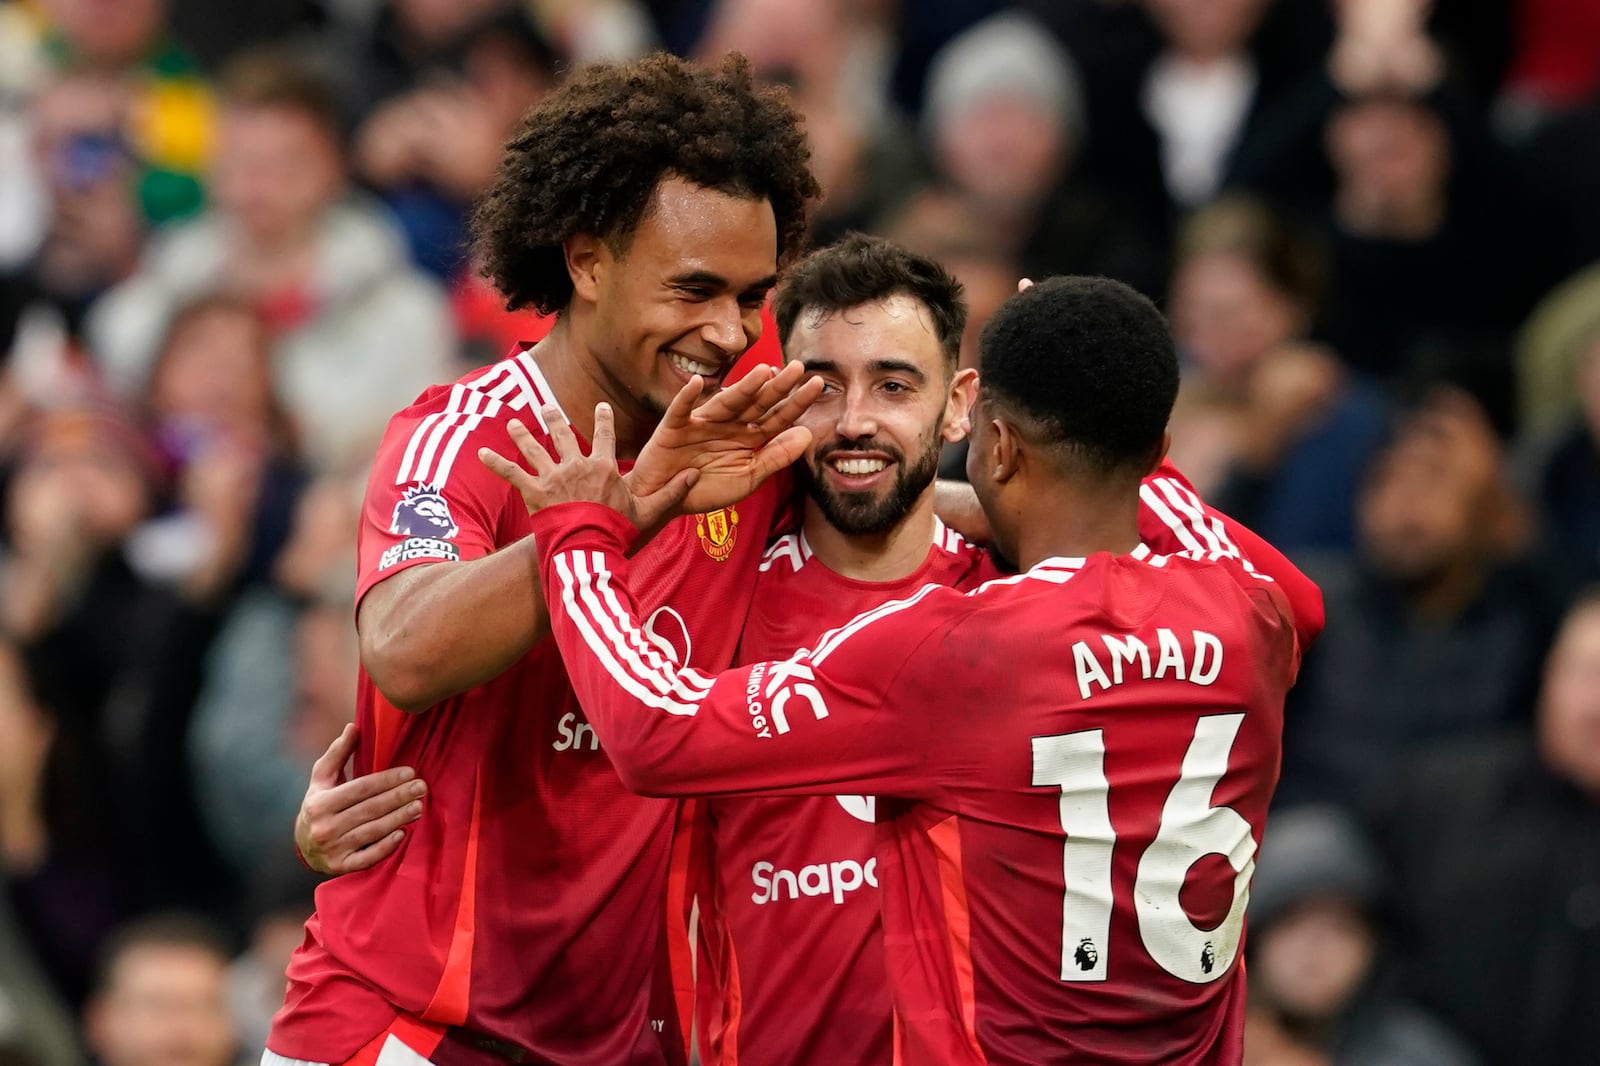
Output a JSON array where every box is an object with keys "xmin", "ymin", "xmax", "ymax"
[
  {"xmin": 695, "ymin": 521, "xmax": 987, "ymax": 1066},
  {"xmin": 534, "ymin": 502, "xmax": 1304, "ymax": 1066},
  {"xmin": 269, "ymin": 348, "xmax": 787, "ymax": 1064},
  {"xmin": 693, "ymin": 463, "xmax": 1319, "ymax": 1064}
]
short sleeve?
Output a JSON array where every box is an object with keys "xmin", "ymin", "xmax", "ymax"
[{"xmin": 354, "ymin": 392, "xmax": 523, "ymax": 606}]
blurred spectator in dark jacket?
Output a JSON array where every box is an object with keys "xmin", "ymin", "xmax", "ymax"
[
  {"xmin": 83, "ymin": 913, "xmax": 241, "ymax": 1066},
  {"xmin": 888, "ymin": 11, "xmax": 1164, "ymax": 295},
  {"xmin": 353, "ymin": 7, "xmax": 556, "ymax": 281},
  {"xmin": 128, "ymin": 296, "xmax": 305, "ymax": 604},
  {"xmin": 1318, "ymin": 90, "xmax": 1539, "ymax": 385},
  {"xmin": 330, "ymin": 0, "xmax": 515, "ymax": 125},
  {"xmin": 1166, "ymin": 196, "xmax": 1388, "ymax": 553},
  {"xmin": 188, "ymin": 473, "xmax": 358, "ymax": 882},
  {"xmin": 1367, "ymin": 589, "xmax": 1600, "ymax": 1065},
  {"xmin": 1514, "ymin": 277, "xmax": 1600, "ymax": 588},
  {"xmin": 1, "ymin": 400, "xmax": 232, "ymax": 926},
  {"xmin": 1244, "ymin": 806, "xmax": 1480, "ymax": 1066},
  {"xmin": 1278, "ymin": 389, "xmax": 1564, "ymax": 809},
  {"xmin": 87, "ymin": 48, "xmax": 455, "ymax": 474},
  {"xmin": 0, "ymin": 635, "xmax": 123, "ymax": 1014}
]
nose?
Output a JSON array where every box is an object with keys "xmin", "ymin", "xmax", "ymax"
[
  {"xmin": 699, "ymin": 296, "xmax": 746, "ymax": 357},
  {"xmin": 835, "ymin": 390, "xmax": 878, "ymax": 442}
]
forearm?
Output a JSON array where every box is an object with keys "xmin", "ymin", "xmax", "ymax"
[
  {"xmin": 533, "ymin": 503, "xmax": 927, "ymax": 798},
  {"xmin": 360, "ymin": 536, "xmax": 550, "ymax": 711},
  {"xmin": 934, "ymin": 479, "xmax": 989, "ymax": 543}
]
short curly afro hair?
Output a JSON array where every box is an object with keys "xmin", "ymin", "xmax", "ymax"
[
  {"xmin": 980, "ymin": 276, "xmax": 1178, "ymax": 477},
  {"xmin": 472, "ymin": 51, "xmax": 820, "ymax": 316}
]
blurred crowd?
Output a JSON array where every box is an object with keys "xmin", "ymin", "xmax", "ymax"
[{"xmin": 0, "ymin": 0, "xmax": 1596, "ymax": 1064}]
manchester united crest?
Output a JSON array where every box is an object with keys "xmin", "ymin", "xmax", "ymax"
[{"xmin": 695, "ymin": 506, "xmax": 739, "ymax": 562}]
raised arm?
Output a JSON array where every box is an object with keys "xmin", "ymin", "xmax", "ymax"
[
  {"xmin": 532, "ymin": 501, "xmax": 944, "ymax": 799},
  {"xmin": 488, "ymin": 400, "xmax": 946, "ymax": 798},
  {"xmin": 366, "ymin": 365, "xmax": 818, "ymax": 711}
]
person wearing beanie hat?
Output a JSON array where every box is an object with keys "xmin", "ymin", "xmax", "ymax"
[
  {"xmin": 906, "ymin": 11, "xmax": 1166, "ymax": 295},
  {"xmin": 1245, "ymin": 806, "xmax": 1480, "ymax": 1066}
]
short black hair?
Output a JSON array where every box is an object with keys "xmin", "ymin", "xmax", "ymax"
[
  {"xmin": 90, "ymin": 912, "xmax": 232, "ymax": 997},
  {"xmin": 773, "ymin": 233, "xmax": 967, "ymax": 370},
  {"xmin": 473, "ymin": 51, "xmax": 820, "ymax": 315},
  {"xmin": 979, "ymin": 276, "xmax": 1178, "ymax": 476}
]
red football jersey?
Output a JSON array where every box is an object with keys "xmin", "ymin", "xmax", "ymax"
[
  {"xmin": 695, "ymin": 522, "xmax": 987, "ymax": 1066},
  {"xmin": 534, "ymin": 503, "xmax": 1302, "ymax": 1066},
  {"xmin": 268, "ymin": 348, "xmax": 786, "ymax": 1064}
]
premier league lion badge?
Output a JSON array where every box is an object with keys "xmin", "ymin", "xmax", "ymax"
[{"xmin": 391, "ymin": 484, "xmax": 459, "ymax": 539}]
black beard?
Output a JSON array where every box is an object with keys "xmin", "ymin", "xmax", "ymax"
[{"xmin": 799, "ymin": 436, "xmax": 942, "ymax": 536}]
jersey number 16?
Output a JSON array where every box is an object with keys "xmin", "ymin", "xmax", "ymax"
[{"xmin": 1030, "ymin": 713, "xmax": 1254, "ymax": 986}]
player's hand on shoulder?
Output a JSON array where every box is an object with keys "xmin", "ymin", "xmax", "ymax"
[
  {"xmin": 629, "ymin": 364, "xmax": 821, "ymax": 516},
  {"xmin": 479, "ymin": 402, "xmax": 701, "ymax": 531},
  {"xmin": 297, "ymin": 723, "xmax": 427, "ymax": 876}
]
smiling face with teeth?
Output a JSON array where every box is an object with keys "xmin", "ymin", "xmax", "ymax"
[
  {"xmin": 788, "ymin": 293, "xmax": 977, "ymax": 536},
  {"xmin": 571, "ymin": 177, "xmax": 780, "ymax": 423}
]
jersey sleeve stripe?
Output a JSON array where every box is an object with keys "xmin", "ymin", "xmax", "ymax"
[
  {"xmin": 1146, "ymin": 478, "xmax": 1226, "ymax": 556},
  {"xmin": 414, "ymin": 388, "xmax": 490, "ymax": 487},
  {"xmin": 394, "ymin": 366, "xmax": 515, "ymax": 486},
  {"xmin": 1151, "ymin": 478, "xmax": 1240, "ymax": 559},
  {"xmin": 587, "ymin": 552, "xmax": 717, "ymax": 699},
  {"xmin": 553, "ymin": 552, "xmax": 706, "ymax": 715},
  {"xmin": 809, "ymin": 582, "xmax": 945, "ymax": 665}
]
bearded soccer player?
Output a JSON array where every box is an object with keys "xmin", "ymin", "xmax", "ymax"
[
  {"xmin": 502, "ymin": 275, "xmax": 1309, "ymax": 1064},
  {"xmin": 261, "ymin": 53, "xmax": 824, "ymax": 1066}
]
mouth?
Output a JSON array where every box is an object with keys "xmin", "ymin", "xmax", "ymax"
[
  {"xmin": 822, "ymin": 451, "xmax": 894, "ymax": 488},
  {"xmin": 665, "ymin": 350, "xmax": 726, "ymax": 381}
]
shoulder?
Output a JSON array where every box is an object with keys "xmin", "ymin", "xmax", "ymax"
[
  {"xmin": 758, "ymin": 531, "xmax": 808, "ymax": 577},
  {"xmin": 374, "ymin": 349, "xmax": 565, "ymax": 483}
]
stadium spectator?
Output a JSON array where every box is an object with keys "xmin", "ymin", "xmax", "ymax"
[
  {"xmin": 36, "ymin": 0, "xmax": 212, "ymax": 225},
  {"xmin": 1279, "ymin": 389, "xmax": 1564, "ymax": 809},
  {"xmin": 134, "ymin": 296, "xmax": 305, "ymax": 603},
  {"xmin": 1166, "ymin": 196, "xmax": 1388, "ymax": 553},
  {"xmin": 353, "ymin": 7, "xmax": 556, "ymax": 281},
  {"xmin": 1243, "ymin": 806, "xmax": 1480, "ymax": 1066},
  {"xmin": 87, "ymin": 48, "xmax": 455, "ymax": 474},
  {"xmin": 327, "ymin": 0, "xmax": 516, "ymax": 126},
  {"xmin": 11, "ymin": 71, "xmax": 144, "ymax": 343},
  {"xmin": 188, "ymin": 475, "xmax": 358, "ymax": 882},
  {"xmin": 901, "ymin": 11, "xmax": 1165, "ymax": 294},
  {"xmin": 82, "ymin": 913, "xmax": 241, "ymax": 1066},
  {"xmin": 1366, "ymin": 589, "xmax": 1600, "ymax": 1065}
]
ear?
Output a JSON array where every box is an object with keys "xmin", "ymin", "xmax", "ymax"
[
  {"xmin": 564, "ymin": 233, "xmax": 606, "ymax": 306},
  {"xmin": 991, "ymin": 417, "xmax": 1024, "ymax": 486},
  {"xmin": 942, "ymin": 368, "xmax": 980, "ymax": 443}
]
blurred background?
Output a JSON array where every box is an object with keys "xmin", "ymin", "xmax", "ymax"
[{"xmin": 0, "ymin": 0, "xmax": 1597, "ymax": 1063}]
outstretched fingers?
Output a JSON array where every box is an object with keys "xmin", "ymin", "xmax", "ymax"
[
  {"xmin": 746, "ymin": 425, "xmax": 814, "ymax": 483},
  {"xmin": 752, "ymin": 373, "xmax": 824, "ymax": 438}
]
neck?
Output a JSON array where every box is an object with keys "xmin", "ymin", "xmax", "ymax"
[
  {"xmin": 1008, "ymin": 478, "xmax": 1144, "ymax": 571},
  {"xmin": 529, "ymin": 317, "xmax": 655, "ymax": 458},
  {"xmin": 1398, "ymin": 556, "xmax": 1487, "ymax": 622},
  {"xmin": 801, "ymin": 496, "xmax": 940, "ymax": 582}
]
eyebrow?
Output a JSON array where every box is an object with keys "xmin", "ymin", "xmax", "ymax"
[
  {"xmin": 668, "ymin": 270, "xmax": 779, "ymax": 294},
  {"xmin": 802, "ymin": 358, "xmax": 928, "ymax": 382}
]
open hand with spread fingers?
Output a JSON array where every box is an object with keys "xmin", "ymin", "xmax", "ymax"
[
  {"xmin": 479, "ymin": 402, "xmax": 702, "ymax": 530},
  {"xmin": 627, "ymin": 362, "xmax": 821, "ymax": 515}
]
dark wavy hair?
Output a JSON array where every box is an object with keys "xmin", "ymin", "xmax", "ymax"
[
  {"xmin": 472, "ymin": 51, "xmax": 820, "ymax": 315},
  {"xmin": 773, "ymin": 233, "xmax": 967, "ymax": 371},
  {"xmin": 980, "ymin": 276, "xmax": 1178, "ymax": 477}
]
